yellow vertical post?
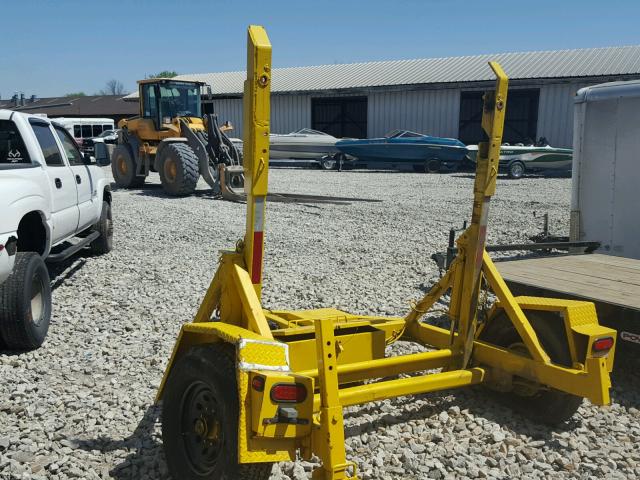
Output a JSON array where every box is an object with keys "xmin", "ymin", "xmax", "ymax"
[
  {"xmin": 454, "ymin": 62, "xmax": 508, "ymax": 367},
  {"xmin": 314, "ymin": 319, "xmax": 355, "ymax": 480},
  {"xmin": 243, "ymin": 25, "xmax": 272, "ymax": 300}
]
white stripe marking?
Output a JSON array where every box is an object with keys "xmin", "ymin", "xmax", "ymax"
[{"xmin": 254, "ymin": 196, "xmax": 265, "ymax": 232}]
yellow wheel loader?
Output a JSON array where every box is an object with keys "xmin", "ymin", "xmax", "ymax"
[
  {"xmin": 113, "ymin": 79, "xmax": 243, "ymax": 197},
  {"xmin": 155, "ymin": 26, "xmax": 616, "ymax": 480}
]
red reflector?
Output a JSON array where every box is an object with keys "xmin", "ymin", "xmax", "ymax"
[
  {"xmin": 593, "ymin": 337, "xmax": 614, "ymax": 352},
  {"xmin": 270, "ymin": 383, "xmax": 307, "ymax": 403},
  {"xmin": 251, "ymin": 376, "xmax": 265, "ymax": 392},
  {"xmin": 0, "ymin": 244, "xmax": 4, "ymax": 252}
]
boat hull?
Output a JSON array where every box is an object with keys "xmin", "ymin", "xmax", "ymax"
[
  {"xmin": 269, "ymin": 142, "xmax": 339, "ymax": 160},
  {"xmin": 466, "ymin": 145, "xmax": 572, "ymax": 172},
  {"xmin": 335, "ymin": 132, "xmax": 469, "ymax": 171}
]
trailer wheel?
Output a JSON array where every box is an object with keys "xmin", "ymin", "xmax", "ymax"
[
  {"xmin": 480, "ymin": 310, "xmax": 582, "ymax": 425},
  {"xmin": 0, "ymin": 252, "xmax": 51, "ymax": 350},
  {"xmin": 425, "ymin": 158, "xmax": 441, "ymax": 173},
  {"xmin": 162, "ymin": 344, "xmax": 272, "ymax": 480},
  {"xmin": 111, "ymin": 145, "xmax": 144, "ymax": 188},
  {"xmin": 507, "ymin": 161, "xmax": 525, "ymax": 179},
  {"xmin": 320, "ymin": 156, "xmax": 337, "ymax": 170},
  {"xmin": 158, "ymin": 143, "xmax": 200, "ymax": 196}
]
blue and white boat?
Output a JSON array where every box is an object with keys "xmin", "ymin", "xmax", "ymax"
[{"xmin": 334, "ymin": 130, "xmax": 468, "ymax": 172}]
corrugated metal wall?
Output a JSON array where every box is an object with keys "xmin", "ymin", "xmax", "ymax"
[
  {"xmin": 213, "ymin": 80, "xmax": 603, "ymax": 147},
  {"xmin": 367, "ymin": 89, "xmax": 460, "ymax": 138},
  {"xmin": 211, "ymin": 98, "xmax": 243, "ymax": 136},
  {"xmin": 537, "ymin": 81, "xmax": 595, "ymax": 147},
  {"xmin": 212, "ymin": 96, "xmax": 311, "ymax": 137},
  {"xmin": 213, "ymin": 89, "xmax": 461, "ymax": 139},
  {"xmin": 271, "ymin": 95, "xmax": 311, "ymax": 134}
]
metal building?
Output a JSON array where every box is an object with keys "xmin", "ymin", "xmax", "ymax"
[{"xmin": 138, "ymin": 46, "xmax": 640, "ymax": 147}]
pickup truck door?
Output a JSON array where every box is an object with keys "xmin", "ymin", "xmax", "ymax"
[
  {"xmin": 54, "ymin": 126, "xmax": 96, "ymax": 231},
  {"xmin": 29, "ymin": 120, "xmax": 79, "ymax": 243}
]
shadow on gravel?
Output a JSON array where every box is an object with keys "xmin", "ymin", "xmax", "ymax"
[
  {"xmin": 72, "ymin": 405, "xmax": 169, "ymax": 479},
  {"xmin": 132, "ymin": 183, "xmax": 216, "ymax": 200},
  {"xmin": 342, "ymin": 384, "xmax": 581, "ymax": 446},
  {"xmin": 47, "ymin": 256, "xmax": 87, "ymax": 291},
  {"xmin": 610, "ymin": 351, "xmax": 640, "ymax": 410},
  {"xmin": 452, "ymin": 172, "xmax": 571, "ymax": 180}
]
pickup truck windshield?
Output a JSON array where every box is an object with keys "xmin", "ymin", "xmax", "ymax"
[{"xmin": 0, "ymin": 120, "xmax": 32, "ymax": 168}]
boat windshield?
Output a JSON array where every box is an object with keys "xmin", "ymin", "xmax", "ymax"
[
  {"xmin": 384, "ymin": 130, "xmax": 425, "ymax": 139},
  {"xmin": 292, "ymin": 128, "xmax": 330, "ymax": 135}
]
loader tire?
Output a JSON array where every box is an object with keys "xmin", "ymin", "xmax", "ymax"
[
  {"xmin": 162, "ymin": 344, "xmax": 273, "ymax": 480},
  {"xmin": 0, "ymin": 252, "xmax": 51, "ymax": 350},
  {"xmin": 158, "ymin": 143, "xmax": 200, "ymax": 196},
  {"xmin": 90, "ymin": 201, "xmax": 113, "ymax": 255},
  {"xmin": 480, "ymin": 310, "xmax": 583, "ymax": 425},
  {"xmin": 111, "ymin": 145, "xmax": 144, "ymax": 188}
]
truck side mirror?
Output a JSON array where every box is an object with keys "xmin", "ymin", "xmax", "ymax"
[{"xmin": 94, "ymin": 143, "xmax": 112, "ymax": 167}]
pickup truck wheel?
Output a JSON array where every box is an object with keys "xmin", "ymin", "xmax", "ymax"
[
  {"xmin": 158, "ymin": 143, "xmax": 200, "ymax": 196},
  {"xmin": 112, "ymin": 145, "xmax": 144, "ymax": 188},
  {"xmin": 90, "ymin": 201, "xmax": 113, "ymax": 255},
  {"xmin": 0, "ymin": 252, "xmax": 51, "ymax": 350},
  {"xmin": 162, "ymin": 344, "xmax": 272, "ymax": 480}
]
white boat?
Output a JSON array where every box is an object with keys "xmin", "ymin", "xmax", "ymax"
[
  {"xmin": 466, "ymin": 141, "xmax": 572, "ymax": 178},
  {"xmin": 269, "ymin": 128, "xmax": 339, "ymax": 161}
]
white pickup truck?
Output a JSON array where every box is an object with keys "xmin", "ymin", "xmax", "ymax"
[{"xmin": 0, "ymin": 110, "xmax": 113, "ymax": 350}]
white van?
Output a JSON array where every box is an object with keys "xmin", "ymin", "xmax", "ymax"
[{"xmin": 52, "ymin": 117, "xmax": 115, "ymax": 146}]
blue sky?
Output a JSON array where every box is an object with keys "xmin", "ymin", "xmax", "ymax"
[{"xmin": 2, "ymin": 0, "xmax": 639, "ymax": 97}]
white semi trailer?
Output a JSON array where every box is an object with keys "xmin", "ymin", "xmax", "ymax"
[{"xmin": 498, "ymin": 80, "xmax": 640, "ymax": 352}]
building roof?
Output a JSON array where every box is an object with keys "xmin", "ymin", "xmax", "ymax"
[
  {"xmin": 124, "ymin": 45, "xmax": 640, "ymax": 99},
  {"xmin": 0, "ymin": 95, "xmax": 138, "ymax": 117}
]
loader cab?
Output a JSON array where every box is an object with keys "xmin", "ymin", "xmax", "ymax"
[{"xmin": 138, "ymin": 79, "xmax": 204, "ymax": 130}]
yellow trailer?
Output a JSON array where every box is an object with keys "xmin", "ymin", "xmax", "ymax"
[{"xmin": 155, "ymin": 26, "xmax": 616, "ymax": 480}]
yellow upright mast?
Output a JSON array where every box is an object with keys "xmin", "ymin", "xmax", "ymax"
[
  {"xmin": 451, "ymin": 62, "xmax": 508, "ymax": 367},
  {"xmin": 242, "ymin": 26, "xmax": 272, "ymax": 300}
]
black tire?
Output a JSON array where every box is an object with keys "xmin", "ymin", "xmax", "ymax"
[
  {"xmin": 320, "ymin": 156, "xmax": 337, "ymax": 171},
  {"xmin": 90, "ymin": 201, "xmax": 113, "ymax": 255},
  {"xmin": 425, "ymin": 158, "xmax": 441, "ymax": 173},
  {"xmin": 0, "ymin": 252, "xmax": 51, "ymax": 350},
  {"xmin": 507, "ymin": 161, "xmax": 525, "ymax": 179},
  {"xmin": 111, "ymin": 145, "xmax": 145, "ymax": 188},
  {"xmin": 158, "ymin": 143, "xmax": 200, "ymax": 196},
  {"xmin": 480, "ymin": 310, "xmax": 582, "ymax": 425},
  {"xmin": 162, "ymin": 344, "xmax": 272, "ymax": 480}
]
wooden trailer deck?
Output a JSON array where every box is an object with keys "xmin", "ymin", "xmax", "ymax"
[
  {"xmin": 497, "ymin": 253, "xmax": 640, "ymax": 349},
  {"xmin": 498, "ymin": 254, "xmax": 640, "ymax": 310}
]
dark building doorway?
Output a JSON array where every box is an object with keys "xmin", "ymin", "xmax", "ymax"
[
  {"xmin": 458, "ymin": 89, "xmax": 539, "ymax": 144},
  {"xmin": 312, "ymin": 97, "xmax": 367, "ymax": 138}
]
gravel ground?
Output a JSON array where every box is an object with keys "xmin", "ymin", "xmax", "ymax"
[{"xmin": 1, "ymin": 168, "xmax": 639, "ymax": 479}]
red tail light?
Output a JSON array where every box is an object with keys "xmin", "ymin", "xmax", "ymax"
[
  {"xmin": 270, "ymin": 383, "xmax": 307, "ymax": 403},
  {"xmin": 251, "ymin": 376, "xmax": 265, "ymax": 392},
  {"xmin": 592, "ymin": 337, "xmax": 614, "ymax": 353}
]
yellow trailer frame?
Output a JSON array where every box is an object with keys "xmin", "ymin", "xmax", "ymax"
[{"xmin": 156, "ymin": 26, "xmax": 616, "ymax": 480}]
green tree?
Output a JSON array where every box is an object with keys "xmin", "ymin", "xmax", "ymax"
[
  {"xmin": 65, "ymin": 92, "xmax": 86, "ymax": 97},
  {"xmin": 146, "ymin": 70, "xmax": 178, "ymax": 79}
]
